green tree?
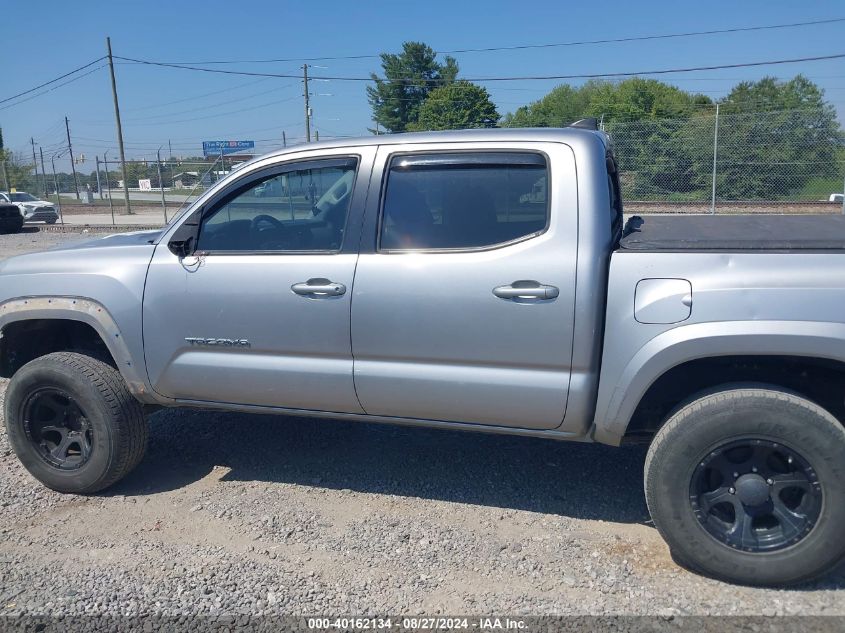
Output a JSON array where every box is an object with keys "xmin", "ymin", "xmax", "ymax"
[
  {"xmin": 503, "ymin": 78, "xmax": 712, "ymax": 200},
  {"xmin": 408, "ymin": 81, "xmax": 499, "ymax": 131},
  {"xmin": 367, "ymin": 42, "xmax": 459, "ymax": 133},
  {"xmin": 504, "ymin": 75, "xmax": 843, "ymax": 202},
  {"xmin": 503, "ymin": 78, "xmax": 710, "ymax": 127},
  {"xmin": 2, "ymin": 151, "xmax": 36, "ymax": 191},
  {"xmin": 715, "ymin": 75, "xmax": 843, "ymax": 199}
]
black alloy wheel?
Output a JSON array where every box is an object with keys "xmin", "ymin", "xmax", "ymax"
[
  {"xmin": 22, "ymin": 388, "xmax": 94, "ymax": 470},
  {"xmin": 690, "ymin": 438, "xmax": 822, "ymax": 553}
]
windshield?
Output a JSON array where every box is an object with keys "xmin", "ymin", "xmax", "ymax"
[{"xmin": 10, "ymin": 192, "xmax": 37, "ymax": 202}]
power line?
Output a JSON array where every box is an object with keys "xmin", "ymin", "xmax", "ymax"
[
  {"xmin": 122, "ymin": 77, "xmax": 272, "ymax": 112},
  {"xmin": 123, "ymin": 95, "xmax": 301, "ymax": 126},
  {"xmin": 443, "ymin": 17, "xmax": 845, "ymax": 54},
  {"xmin": 114, "ymin": 52, "xmax": 845, "ymax": 83},
  {"xmin": 116, "ymin": 56, "xmax": 308, "ymax": 79},
  {"xmin": 0, "ymin": 57, "xmax": 105, "ymax": 105},
  {"xmin": 0, "ymin": 65, "xmax": 106, "ymax": 112},
  {"xmin": 127, "ymin": 17, "xmax": 845, "ymax": 64},
  {"xmin": 466, "ymin": 53, "xmax": 845, "ymax": 82},
  {"xmin": 122, "ymin": 82, "xmax": 296, "ymax": 122}
]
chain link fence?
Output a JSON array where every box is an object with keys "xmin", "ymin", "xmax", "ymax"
[
  {"xmin": 605, "ymin": 108, "xmax": 845, "ymax": 212},
  {"xmin": 4, "ymin": 108, "xmax": 844, "ymax": 216}
]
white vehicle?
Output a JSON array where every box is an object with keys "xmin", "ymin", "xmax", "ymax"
[
  {"xmin": 0, "ymin": 191, "xmax": 59, "ymax": 224},
  {"xmin": 830, "ymin": 193, "xmax": 844, "ymax": 204}
]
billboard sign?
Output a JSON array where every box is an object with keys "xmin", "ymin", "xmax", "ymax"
[{"xmin": 202, "ymin": 140, "xmax": 255, "ymax": 156}]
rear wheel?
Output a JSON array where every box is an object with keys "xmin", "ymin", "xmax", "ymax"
[
  {"xmin": 4, "ymin": 352, "xmax": 147, "ymax": 494},
  {"xmin": 645, "ymin": 385, "xmax": 845, "ymax": 586}
]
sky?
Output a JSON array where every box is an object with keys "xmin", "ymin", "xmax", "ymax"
[{"xmin": 2, "ymin": 0, "xmax": 844, "ymax": 173}]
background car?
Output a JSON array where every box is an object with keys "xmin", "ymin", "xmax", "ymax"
[{"xmin": 0, "ymin": 191, "xmax": 59, "ymax": 224}]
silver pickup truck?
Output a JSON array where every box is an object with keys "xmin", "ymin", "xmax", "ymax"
[{"xmin": 2, "ymin": 126, "xmax": 845, "ymax": 586}]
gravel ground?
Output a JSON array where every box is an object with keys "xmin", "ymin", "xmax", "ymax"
[
  {"xmin": 1, "ymin": 228, "xmax": 845, "ymax": 622},
  {"xmin": 0, "ymin": 227, "xmax": 92, "ymax": 260}
]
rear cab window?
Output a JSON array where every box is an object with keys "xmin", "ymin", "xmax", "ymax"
[{"xmin": 379, "ymin": 152, "xmax": 549, "ymax": 251}]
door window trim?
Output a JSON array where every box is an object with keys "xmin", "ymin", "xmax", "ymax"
[
  {"xmin": 375, "ymin": 149, "xmax": 552, "ymax": 254},
  {"xmin": 195, "ymin": 155, "xmax": 361, "ymax": 256}
]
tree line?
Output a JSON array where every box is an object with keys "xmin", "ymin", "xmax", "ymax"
[{"xmin": 368, "ymin": 42, "xmax": 844, "ymax": 201}]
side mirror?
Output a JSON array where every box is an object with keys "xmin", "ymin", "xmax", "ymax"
[
  {"xmin": 167, "ymin": 208, "xmax": 202, "ymax": 258},
  {"xmin": 168, "ymin": 237, "xmax": 194, "ymax": 258}
]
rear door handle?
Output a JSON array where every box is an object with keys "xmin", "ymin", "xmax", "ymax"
[
  {"xmin": 291, "ymin": 278, "xmax": 347, "ymax": 297},
  {"xmin": 493, "ymin": 281, "xmax": 559, "ymax": 300}
]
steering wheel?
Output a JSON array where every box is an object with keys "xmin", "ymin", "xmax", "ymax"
[
  {"xmin": 249, "ymin": 213, "xmax": 312, "ymax": 250},
  {"xmin": 250, "ymin": 214, "xmax": 285, "ymax": 232}
]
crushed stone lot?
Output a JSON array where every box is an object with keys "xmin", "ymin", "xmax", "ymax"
[{"xmin": 0, "ymin": 228, "xmax": 844, "ymax": 620}]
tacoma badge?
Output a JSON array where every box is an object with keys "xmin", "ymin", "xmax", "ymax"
[{"xmin": 185, "ymin": 337, "xmax": 251, "ymax": 347}]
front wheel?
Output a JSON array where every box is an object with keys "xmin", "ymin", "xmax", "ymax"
[
  {"xmin": 645, "ymin": 385, "xmax": 845, "ymax": 586},
  {"xmin": 4, "ymin": 352, "xmax": 148, "ymax": 494}
]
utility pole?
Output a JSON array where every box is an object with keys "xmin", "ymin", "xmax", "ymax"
[
  {"xmin": 30, "ymin": 138, "xmax": 43, "ymax": 196},
  {"xmin": 64, "ymin": 117, "xmax": 80, "ymax": 200},
  {"xmin": 106, "ymin": 36, "xmax": 132, "ymax": 214},
  {"xmin": 710, "ymin": 102, "xmax": 720, "ymax": 215},
  {"xmin": 156, "ymin": 148, "xmax": 167, "ymax": 222},
  {"xmin": 314, "ymin": 130, "xmax": 319, "ymax": 142},
  {"xmin": 282, "ymin": 131, "xmax": 287, "ymax": 148},
  {"xmin": 0, "ymin": 126, "xmax": 7, "ymax": 192},
  {"xmin": 103, "ymin": 151, "xmax": 115, "ymax": 224},
  {"xmin": 167, "ymin": 140, "xmax": 174, "ymax": 192},
  {"xmin": 303, "ymin": 64, "xmax": 311, "ymax": 143},
  {"xmin": 38, "ymin": 147, "xmax": 48, "ymax": 198},
  {"xmin": 50, "ymin": 154, "xmax": 63, "ymax": 224},
  {"xmin": 95, "ymin": 156, "xmax": 103, "ymax": 200}
]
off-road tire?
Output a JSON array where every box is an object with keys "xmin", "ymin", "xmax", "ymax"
[
  {"xmin": 645, "ymin": 384, "xmax": 845, "ymax": 586},
  {"xmin": 4, "ymin": 352, "xmax": 147, "ymax": 493}
]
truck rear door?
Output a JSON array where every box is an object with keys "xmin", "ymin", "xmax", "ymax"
[{"xmin": 350, "ymin": 141, "xmax": 579, "ymax": 430}]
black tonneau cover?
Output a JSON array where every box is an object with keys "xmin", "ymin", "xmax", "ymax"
[{"xmin": 620, "ymin": 214, "xmax": 845, "ymax": 251}]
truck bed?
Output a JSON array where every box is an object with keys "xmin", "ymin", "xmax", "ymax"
[{"xmin": 620, "ymin": 214, "xmax": 845, "ymax": 251}]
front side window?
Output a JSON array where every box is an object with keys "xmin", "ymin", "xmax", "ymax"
[
  {"xmin": 197, "ymin": 158, "xmax": 358, "ymax": 252},
  {"xmin": 380, "ymin": 152, "xmax": 549, "ymax": 251}
]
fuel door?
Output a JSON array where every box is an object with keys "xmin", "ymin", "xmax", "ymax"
[{"xmin": 635, "ymin": 278, "xmax": 692, "ymax": 324}]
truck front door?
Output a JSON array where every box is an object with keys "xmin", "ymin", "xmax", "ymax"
[
  {"xmin": 351, "ymin": 142, "xmax": 579, "ymax": 430},
  {"xmin": 143, "ymin": 149, "xmax": 374, "ymax": 413}
]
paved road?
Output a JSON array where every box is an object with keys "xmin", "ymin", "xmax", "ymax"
[
  {"xmin": 57, "ymin": 211, "xmax": 169, "ymax": 227},
  {"xmin": 62, "ymin": 191, "xmax": 198, "ymax": 204}
]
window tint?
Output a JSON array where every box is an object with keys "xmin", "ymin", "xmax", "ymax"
[
  {"xmin": 380, "ymin": 153, "xmax": 548, "ymax": 251},
  {"xmin": 197, "ymin": 159, "xmax": 357, "ymax": 252}
]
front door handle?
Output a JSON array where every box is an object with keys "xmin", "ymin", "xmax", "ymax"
[
  {"xmin": 493, "ymin": 281, "xmax": 559, "ymax": 300},
  {"xmin": 291, "ymin": 278, "xmax": 347, "ymax": 297}
]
